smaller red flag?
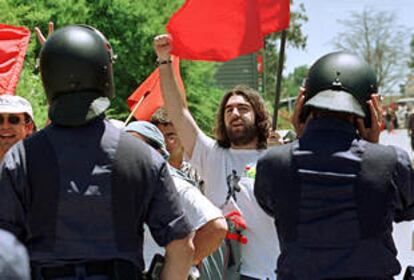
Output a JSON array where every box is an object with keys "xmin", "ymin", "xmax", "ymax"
[
  {"xmin": 127, "ymin": 56, "xmax": 184, "ymax": 121},
  {"xmin": 0, "ymin": 24, "xmax": 30, "ymax": 95}
]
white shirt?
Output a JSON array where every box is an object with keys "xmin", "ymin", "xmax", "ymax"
[
  {"xmin": 190, "ymin": 132, "xmax": 280, "ymax": 280},
  {"xmin": 143, "ymin": 169, "xmax": 222, "ymax": 270}
]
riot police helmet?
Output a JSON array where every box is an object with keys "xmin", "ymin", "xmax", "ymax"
[
  {"xmin": 40, "ymin": 25, "xmax": 116, "ymax": 126},
  {"xmin": 300, "ymin": 52, "xmax": 378, "ymax": 127}
]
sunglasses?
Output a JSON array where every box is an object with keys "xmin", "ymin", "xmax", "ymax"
[{"xmin": 0, "ymin": 114, "xmax": 25, "ymax": 125}]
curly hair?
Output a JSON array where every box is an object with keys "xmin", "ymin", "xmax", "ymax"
[
  {"xmin": 150, "ymin": 107, "xmax": 172, "ymax": 126},
  {"xmin": 214, "ymin": 85, "xmax": 271, "ymax": 149}
]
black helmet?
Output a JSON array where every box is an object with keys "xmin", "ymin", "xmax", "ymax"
[
  {"xmin": 300, "ymin": 52, "xmax": 378, "ymax": 127},
  {"xmin": 40, "ymin": 25, "xmax": 116, "ymax": 126}
]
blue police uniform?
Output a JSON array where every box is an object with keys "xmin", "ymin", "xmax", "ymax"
[
  {"xmin": 0, "ymin": 117, "xmax": 192, "ymax": 279},
  {"xmin": 255, "ymin": 117, "xmax": 414, "ymax": 280}
]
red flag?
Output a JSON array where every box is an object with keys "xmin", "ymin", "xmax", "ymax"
[
  {"xmin": 167, "ymin": 0, "xmax": 290, "ymax": 62},
  {"xmin": 259, "ymin": 0, "xmax": 290, "ymax": 35},
  {"xmin": 127, "ymin": 56, "xmax": 184, "ymax": 121},
  {"xmin": 0, "ymin": 24, "xmax": 30, "ymax": 95}
]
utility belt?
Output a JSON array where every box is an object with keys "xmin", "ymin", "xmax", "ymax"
[
  {"xmin": 31, "ymin": 259, "xmax": 143, "ymax": 280},
  {"xmin": 144, "ymin": 254, "xmax": 199, "ymax": 280}
]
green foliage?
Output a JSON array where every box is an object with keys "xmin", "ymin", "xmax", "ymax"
[
  {"xmin": 282, "ymin": 65, "xmax": 308, "ymax": 98},
  {"xmin": 262, "ymin": 1, "xmax": 308, "ymax": 130},
  {"xmin": 263, "ymin": 1, "xmax": 308, "ymax": 102},
  {"xmin": 1, "ymin": 0, "xmax": 307, "ymax": 134},
  {"xmin": 409, "ymin": 37, "xmax": 414, "ymax": 70},
  {"xmin": 181, "ymin": 61, "xmax": 222, "ymax": 135}
]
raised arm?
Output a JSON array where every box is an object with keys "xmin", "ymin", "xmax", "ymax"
[{"xmin": 154, "ymin": 34, "xmax": 201, "ymax": 158}]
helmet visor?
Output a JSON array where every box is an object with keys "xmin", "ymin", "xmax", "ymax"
[{"xmin": 304, "ymin": 89, "xmax": 365, "ymax": 118}]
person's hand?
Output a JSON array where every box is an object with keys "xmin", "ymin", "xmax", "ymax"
[
  {"xmin": 154, "ymin": 34, "xmax": 172, "ymax": 61},
  {"xmin": 291, "ymin": 87, "xmax": 306, "ymax": 138},
  {"xmin": 225, "ymin": 211, "xmax": 247, "ymax": 245},
  {"xmin": 267, "ymin": 130, "xmax": 283, "ymax": 147},
  {"xmin": 34, "ymin": 22, "xmax": 54, "ymax": 45},
  {"xmin": 356, "ymin": 94, "xmax": 383, "ymax": 143}
]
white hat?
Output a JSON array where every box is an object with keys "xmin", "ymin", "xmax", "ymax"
[{"xmin": 0, "ymin": 95, "xmax": 34, "ymax": 120}]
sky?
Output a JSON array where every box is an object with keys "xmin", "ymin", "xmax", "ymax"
[{"xmin": 285, "ymin": 0, "xmax": 414, "ymax": 79}]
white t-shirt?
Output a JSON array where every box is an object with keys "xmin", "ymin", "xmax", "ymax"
[
  {"xmin": 144, "ymin": 169, "xmax": 223, "ymax": 270},
  {"xmin": 190, "ymin": 132, "xmax": 280, "ymax": 280}
]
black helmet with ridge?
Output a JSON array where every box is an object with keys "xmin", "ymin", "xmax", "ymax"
[
  {"xmin": 40, "ymin": 25, "xmax": 116, "ymax": 126},
  {"xmin": 300, "ymin": 52, "xmax": 378, "ymax": 127}
]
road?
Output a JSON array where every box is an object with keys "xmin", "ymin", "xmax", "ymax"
[{"xmin": 380, "ymin": 129, "xmax": 413, "ymax": 279}]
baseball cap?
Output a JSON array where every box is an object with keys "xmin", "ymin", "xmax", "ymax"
[
  {"xmin": 124, "ymin": 121, "xmax": 170, "ymax": 159},
  {"xmin": 0, "ymin": 95, "xmax": 34, "ymax": 120}
]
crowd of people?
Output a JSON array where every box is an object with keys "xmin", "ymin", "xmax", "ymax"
[{"xmin": 0, "ymin": 24, "xmax": 413, "ymax": 280}]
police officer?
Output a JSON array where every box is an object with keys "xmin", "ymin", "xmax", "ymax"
[
  {"xmin": 0, "ymin": 25, "xmax": 194, "ymax": 280},
  {"xmin": 254, "ymin": 52, "xmax": 414, "ymax": 280}
]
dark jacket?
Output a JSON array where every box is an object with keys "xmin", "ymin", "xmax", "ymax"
[
  {"xmin": 0, "ymin": 117, "xmax": 192, "ymax": 272},
  {"xmin": 255, "ymin": 117, "xmax": 414, "ymax": 280}
]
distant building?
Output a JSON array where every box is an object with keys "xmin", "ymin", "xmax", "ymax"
[
  {"xmin": 214, "ymin": 53, "xmax": 259, "ymax": 90},
  {"xmin": 404, "ymin": 73, "xmax": 414, "ymax": 97}
]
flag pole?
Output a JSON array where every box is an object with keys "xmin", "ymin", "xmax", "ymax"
[
  {"xmin": 125, "ymin": 91, "xmax": 150, "ymax": 124},
  {"xmin": 272, "ymin": 30, "xmax": 287, "ymax": 131}
]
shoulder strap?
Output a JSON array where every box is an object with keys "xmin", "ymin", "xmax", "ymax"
[
  {"xmin": 258, "ymin": 142, "xmax": 301, "ymax": 243},
  {"xmin": 24, "ymin": 130, "xmax": 60, "ymax": 251},
  {"xmin": 111, "ymin": 131, "xmax": 152, "ymax": 251},
  {"xmin": 355, "ymin": 142, "xmax": 398, "ymax": 238}
]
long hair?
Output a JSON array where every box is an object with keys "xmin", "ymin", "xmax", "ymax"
[{"xmin": 214, "ymin": 85, "xmax": 271, "ymax": 149}]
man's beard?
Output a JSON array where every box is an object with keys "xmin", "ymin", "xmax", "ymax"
[{"xmin": 226, "ymin": 121, "xmax": 257, "ymax": 147}]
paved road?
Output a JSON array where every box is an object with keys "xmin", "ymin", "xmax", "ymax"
[{"xmin": 380, "ymin": 129, "xmax": 414, "ymax": 279}]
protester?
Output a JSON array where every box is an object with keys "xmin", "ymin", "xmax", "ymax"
[
  {"xmin": 154, "ymin": 34, "xmax": 279, "ymax": 280},
  {"xmin": 124, "ymin": 121, "xmax": 227, "ymax": 267},
  {"xmin": 408, "ymin": 107, "xmax": 414, "ymax": 152},
  {"xmin": 396, "ymin": 104, "xmax": 408, "ymax": 129},
  {"xmin": 255, "ymin": 52, "xmax": 414, "ymax": 280},
  {"xmin": 0, "ymin": 25, "xmax": 194, "ymax": 280},
  {"xmin": 151, "ymin": 107, "xmax": 204, "ymax": 190},
  {"xmin": 0, "ymin": 229, "xmax": 30, "ymax": 280},
  {"xmin": 384, "ymin": 106, "xmax": 396, "ymax": 133},
  {"xmin": 0, "ymin": 94, "xmax": 34, "ymax": 161}
]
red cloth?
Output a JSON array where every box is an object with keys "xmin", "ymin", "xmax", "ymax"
[
  {"xmin": 0, "ymin": 24, "xmax": 30, "ymax": 95},
  {"xmin": 225, "ymin": 211, "xmax": 248, "ymax": 244},
  {"xmin": 167, "ymin": 0, "xmax": 290, "ymax": 61},
  {"xmin": 127, "ymin": 56, "xmax": 184, "ymax": 121}
]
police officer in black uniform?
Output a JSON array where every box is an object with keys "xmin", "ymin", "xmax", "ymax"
[
  {"xmin": 0, "ymin": 25, "xmax": 194, "ymax": 280},
  {"xmin": 254, "ymin": 52, "xmax": 414, "ymax": 280}
]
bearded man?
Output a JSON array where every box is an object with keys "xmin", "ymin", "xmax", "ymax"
[{"xmin": 154, "ymin": 34, "xmax": 279, "ymax": 280}]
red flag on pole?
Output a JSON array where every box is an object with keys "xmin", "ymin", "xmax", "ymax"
[
  {"xmin": 127, "ymin": 56, "xmax": 184, "ymax": 121},
  {"xmin": 0, "ymin": 24, "xmax": 30, "ymax": 95},
  {"xmin": 166, "ymin": 0, "xmax": 290, "ymax": 62}
]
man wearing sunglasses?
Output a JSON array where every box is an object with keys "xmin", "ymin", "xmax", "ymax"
[{"xmin": 0, "ymin": 95, "xmax": 34, "ymax": 161}]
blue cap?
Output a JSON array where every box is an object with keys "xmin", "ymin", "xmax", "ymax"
[{"xmin": 124, "ymin": 121, "xmax": 170, "ymax": 159}]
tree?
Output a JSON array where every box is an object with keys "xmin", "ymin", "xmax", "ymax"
[
  {"xmin": 263, "ymin": 1, "xmax": 308, "ymax": 101},
  {"xmin": 1, "ymin": 0, "xmax": 307, "ymax": 133},
  {"xmin": 409, "ymin": 37, "xmax": 414, "ymax": 70},
  {"xmin": 332, "ymin": 9, "xmax": 408, "ymax": 94},
  {"xmin": 283, "ymin": 65, "xmax": 308, "ymax": 98}
]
